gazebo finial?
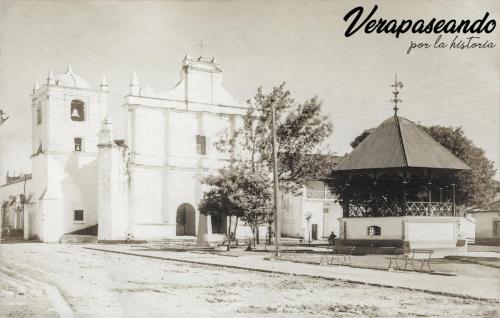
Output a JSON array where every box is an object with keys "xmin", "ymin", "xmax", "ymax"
[{"xmin": 390, "ymin": 74, "xmax": 404, "ymax": 116}]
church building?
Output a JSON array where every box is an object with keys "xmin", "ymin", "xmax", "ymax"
[{"xmin": 3, "ymin": 55, "xmax": 250, "ymax": 242}]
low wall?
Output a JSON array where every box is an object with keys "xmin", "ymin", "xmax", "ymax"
[
  {"xmin": 339, "ymin": 216, "xmax": 464, "ymax": 249},
  {"xmin": 459, "ymin": 216, "xmax": 475, "ymax": 240}
]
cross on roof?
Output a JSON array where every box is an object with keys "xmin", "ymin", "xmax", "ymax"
[{"xmin": 390, "ymin": 74, "xmax": 404, "ymax": 116}]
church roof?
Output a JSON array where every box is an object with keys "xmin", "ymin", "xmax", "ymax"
[
  {"xmin": 56, "ymin": 65, "xmax": 90, "ymax": 89},
  {"xmin": 335, "ymin": 115, "xmax": 470, "ymax": 171},
  {"xmin": 151, "ymin": 55, "xmax": 243, "ymax": 107}
]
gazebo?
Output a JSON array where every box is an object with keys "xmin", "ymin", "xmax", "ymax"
[{"xmin": 333, "ymin": 78, "xmax": 472, "ymax": 250}]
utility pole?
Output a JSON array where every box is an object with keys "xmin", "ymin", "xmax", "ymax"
[
  {"xmin": 271, "ymin": 98, "xmax": 281, "ymax": 256},
  {"xmin": 22, "ymin": 174, "xmax": 27, "ymax": 240}
]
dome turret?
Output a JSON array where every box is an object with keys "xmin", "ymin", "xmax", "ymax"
[{"xmin": 56, "ymin": 65, "xmax": 90, "ymax": 89}]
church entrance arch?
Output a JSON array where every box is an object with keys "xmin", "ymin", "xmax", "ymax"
[{"xmin": 176, "ymin": 203, "xmax": 196, "ymax": 236}]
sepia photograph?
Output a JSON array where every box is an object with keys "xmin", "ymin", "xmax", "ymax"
[{"xmin": 0, "ymin": 1, "xmax": 498, "ymax": 317}]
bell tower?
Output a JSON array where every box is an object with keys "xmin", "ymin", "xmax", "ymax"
[
  {"xmin": 30, "ymin": 65, "xmax": 109, "ymax": 242},
  {"xmin": 31, "ymin": 65, "xmax": 108, "ymax": 155}
]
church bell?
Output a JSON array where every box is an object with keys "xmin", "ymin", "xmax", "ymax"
[{"xmin": 71, "ymin": 107, "xmax": 80, "ymax": 118}]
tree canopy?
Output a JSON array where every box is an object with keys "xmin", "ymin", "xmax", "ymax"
[
  {"xmin": 218, "ymin": 83, "xmax": 334, "ymax": 193},
  {"xmin": 200, "ymin": 83, "xmax": 333, "ymax": 243}
]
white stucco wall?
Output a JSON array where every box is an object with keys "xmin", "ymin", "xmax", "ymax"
[
  {"xmin": 107, "ymin": 58, "xmax": 249, "ymax": 240},
  {"xmin": 341, "ymin": 217, "xmax": 404, "ymax": 240},
  {"xmin": 29, "ymin": 77, "xmax": 106, "ymax": 242},
  {"xmin": 340, "ymin": 216, "xmax": 465, "ymax": 248},
  {"xmin": 473, "ymin": 211, "xmax": 500, "ymax": 239},
  {"xmin": 459, "ymin": 216, "xmax": 475, "ymax": 240},
  {"xmin": 281, "ymin": 185, "xmax": 342, "ymax": 240},
  {"xmin": 98, "ymin": 139, "xmax": 130, "ymax": 241},
  {"xmin": 281, "ymin": 191, "xmax": 304, "ymax": 238}
]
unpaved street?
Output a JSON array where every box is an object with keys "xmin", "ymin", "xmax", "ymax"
[{"xmin": 0, "ymin": 243, "xmax": 498, "ymax": 317}]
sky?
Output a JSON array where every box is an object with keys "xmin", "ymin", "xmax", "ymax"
[{"xmin": 0, "ymin": 0, "xmax": 498, "ymax": 181}]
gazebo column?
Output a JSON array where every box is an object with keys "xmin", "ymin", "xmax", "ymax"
[
  {"xmin": 343, "ymin": 174, "xmax": 350, "ymax": 217},
  {"xmin": 428, "ymin": 189, "xmax": 432, "ymax": 215},
  {"xmin": 452, "ymin": 174, "xmax": 456, "ymax": 218},
  {"xmin": 427, "ymin": 170, "xmax": 433, "ymax": 215},
  {"xmin": 402, "ymin": 170, "xmax": 408, "ymax": 215},
  {"xmin": 451, "ymin": 174, "xmax": 457, "ymax": 240}
]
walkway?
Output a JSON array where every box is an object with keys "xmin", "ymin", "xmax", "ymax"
[{"xmin": 86, "ymin": 245, "xmax": 499, "ymax": 301}]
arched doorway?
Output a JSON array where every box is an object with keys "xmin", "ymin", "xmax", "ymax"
[{"xmin": 176, "ymin": 203, "xmax": 196, "ymax": 236}]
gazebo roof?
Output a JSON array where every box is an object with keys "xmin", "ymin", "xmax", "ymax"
[{"xmin": 336, "ymin": 115, "xmax": 470, "ymax": 171}]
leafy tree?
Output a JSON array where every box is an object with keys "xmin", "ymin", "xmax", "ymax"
[
  {"xmin": 255, "ymin": 84, "xmax": 333, "ymax": 193},
  {"xmin": 219, "ymin": 83, "xmax": 333, "ymax": 192},
  {"xmin": 342, "ymin": 124, "xmax": 496, "ymax": 208},
  {"xmin": 231, "ymin": 164, "xmax": 273, "ymax": 246},
  {"xmin": 212, "ymin": 83, "xmax": 333, "ymax": 243},
  {"xmin": 199, "ymin": 168, "xmax": 245, "ymax": 251},
  {"xmin": 350, "ymin": 128, "xmax": 375, "ymax": 149},
  {"xmin": 421, "ymin": 126, "xmax": 496, "ymax": 207}
]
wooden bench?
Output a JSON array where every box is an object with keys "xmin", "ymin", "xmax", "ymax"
[
  {"xmin": 220, "ymin": 237, "xmax": 238, "ymax": 246},
  {"xmin": 388, "ymin": 249, "xmax": 434, "ymax": 272},
  {"xmin": 276, "ymin": 247, "xmax": 314, "ymax": 262},
  {"xmin": 320, "ymin": 246, "xmax": 355, "ymax": 266}
]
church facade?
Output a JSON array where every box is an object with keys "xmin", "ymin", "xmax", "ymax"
[
  {"xmin": 11, "ymin": 56, "xmax": 248, "ymax": 242},
  {"xmin": 98, "ymin": 56, "xmax": 248, "ymax": 241},
  {"xmin": 1, "ymin": 56, "xmax": 344, "ymax": 243}
]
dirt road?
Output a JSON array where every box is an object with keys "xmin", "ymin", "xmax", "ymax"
[{"xmin": 0, "ymin": 243, "xmax": 497, "ymax": 317}]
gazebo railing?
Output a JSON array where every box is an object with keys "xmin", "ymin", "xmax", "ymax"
[
  {"xmin": 347, "ymin": 201, "xmax": 453, "ymax": 217},
  {"xmin": 405, "ymin": 201, "xmax": 453, "ymax": 216}
]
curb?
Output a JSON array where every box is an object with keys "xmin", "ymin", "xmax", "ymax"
[
  {"xmin": 1, "ymin": 266, "xmax": 74, "ymax": 318},
  {"xmin": 85, "ymin": 247, "xmax": 498, "ymax": 302}
]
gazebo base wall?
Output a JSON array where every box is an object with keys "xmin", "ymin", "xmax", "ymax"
[{"xmin": 338, "ymin": 216, "xmax": 471, "ymax": 252}]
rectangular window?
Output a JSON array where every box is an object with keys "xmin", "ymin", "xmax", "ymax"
[
  {"xmin": 367, "ymin": 226, "xmax": 381, "ymax": 236},
  {"xmin": 74, "ymin": 210, "xmax": 84, "ymax": 222},
  {"xmin": 74, "ymin": 138, "xmax": 83, "ymax": 151},
  {"xmin": 196, "ymin": 135, "xmax": 206, "ymax": 155}
]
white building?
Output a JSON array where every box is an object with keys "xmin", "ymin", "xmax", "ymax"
[
  {"xmin": 468, "ymin": 201, "xmax": 500, "ymax": 244},
  {"xmin": 0, "ymin": 174, "xmax": 33, "ymax": 240},
  {"xmin": 1, "ymin": 56, "xmax": 343, "ymax": 244},
  {"xmin": 98, "ymin": 55, "xmax": 248, "ymax": 241},
  {"xmin": 1, "ymin": 56, "xmax": 254, "ymax": 242},
  {"xmin": 281, "ymin": 180, "xmax": 343, "ymax": 241},
  {"xmin": 28, "ymin": 66, "xmax": 105, "ymax": 242}
]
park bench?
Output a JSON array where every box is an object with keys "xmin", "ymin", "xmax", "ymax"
[
  {"xmin": 320, "ymin": 246, "xmax": 355, "ymax": 266},
  {"xmin": 276, "ymin": 247, "xmax": 309, "ymax": 261},
  {"xmin": 388, "ymin": 249, "xmax": 434, "ymax": 272},
  {"xmin": 219, "ymin": 235, "xmax": 239, "ymax": 247}
]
